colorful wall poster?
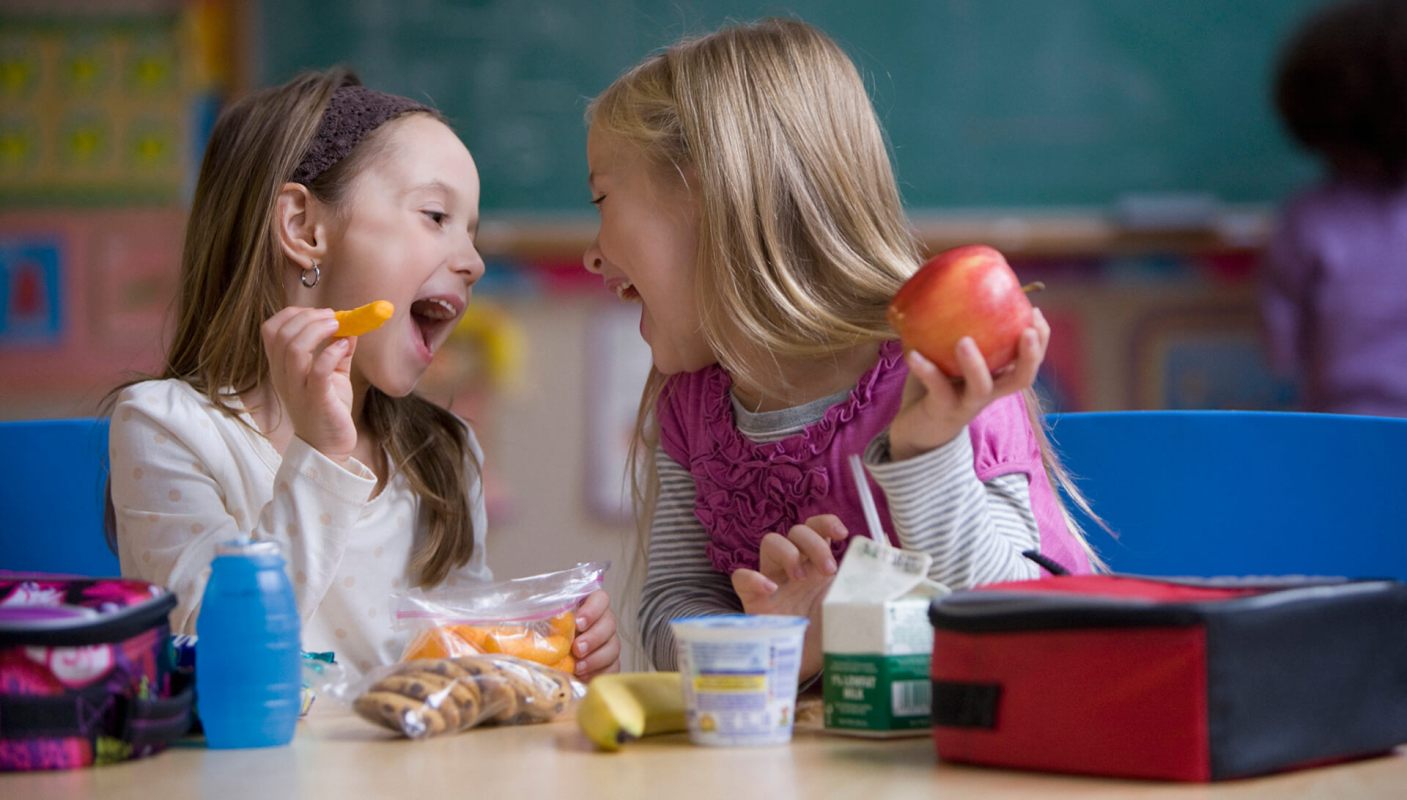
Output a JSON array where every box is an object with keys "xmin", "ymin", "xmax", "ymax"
[
  {"xmin": 0, "ymin": 237, "xmax": 62, "ymax": 346},
  {"xmin": 0, "ymin": 3, "xmax": 232, "ymax": 206}
]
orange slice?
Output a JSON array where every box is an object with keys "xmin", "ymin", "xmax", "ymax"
[
  {"xmin": 548, "ymin": 610, "xmax": 577, "ymax": 638},
  {"xmin": 481, "ymin": 626, "xmax": 573, "ymax": 664},
  {"xmin": 402, "ymin": 625, "xmax": 478, "ymax": 661}
]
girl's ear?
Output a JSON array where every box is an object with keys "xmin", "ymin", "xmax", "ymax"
[{"xmin": 274, "ymin": 182, "xmax": 331, "ymax": 271}]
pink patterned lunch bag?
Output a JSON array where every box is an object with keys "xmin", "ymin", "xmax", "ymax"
[{"xmin": 0, "ymin": 573, "xmax": 192, "ymax": 770}]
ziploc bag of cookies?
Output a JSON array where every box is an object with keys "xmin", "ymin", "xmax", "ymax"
[
  {"xmin": 392, "ymin": 562, "xmax": 607, "ymax": 676},
  {"xmin": 352, "ymin": 654, "xmax": 585, "ymax": 739}
]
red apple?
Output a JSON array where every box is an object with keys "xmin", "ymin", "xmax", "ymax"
[{"xmin": 887, "ymin": 244, "xmax": 1033, "ymax": 377}]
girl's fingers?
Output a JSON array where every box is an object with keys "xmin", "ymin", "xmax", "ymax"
[
  {"xmin": 288, "ymin": 314, "xmax": 341, "ymax": 369},
  {"xmin": 1033, "ymin": 307, "xmax": 1051, "ymax": 350},
  {"xmin": 265, "ymin": 309, "xmax": 335, "ymax": 378},
  {"xmin": 338, "ymin": 335, "xmax": 357, "ymax": 369},
  {"xmin": 758, "ymin": 532, "xmax": 804, "ymax": 583},
  {"xmin": 574, "ymin": 604, "xmax": 617, "ymax": 658},
  {"xmin": 260, "ymin": 306, "xmax": 305, "ymax": 342},
  {"xmin": 992, "ymin": 327, "xmax": 1044, "ymax": 398},
  {"xmin": 570, "ymin": 591, "xmax": 622, "ymax": 678},
  {"xmin": 271, "ymin": 307, "xmax": 329, "ymax": 349},
  {"xmin": 787, "ymin": 524, "xmax": 838, "ymax": 575},
  {"xmin": 954, "ymin": 337, "xmax": 994, "ymax": 405},
  {"xmin": 1021, "ymin": 323, "xmax": 1045, "ymax": 372},
  {"xmin": 898, "ymin": 371, "xmax": 926, "ymax": 411},
  {"xmin": 263, "ymin": 304, "xmax": 315, "ymax": 332},
  {"xmin": 309, "ymin": 337, "xmax": 351, "ymax": 384},
  {"xmin": 904, "ymin": 349, "xmax": 952, "ymax": 401},
  {"xmin": 577, "ymin": 633, "xmax": 622, "ymax": 679},
  {"xmin": 260, "ymin": 308, "xmax": 302, "ymax": 370},
  {"xmin": 575, "ymin": 589, "xmax": 610, "ymax": 632},
  {"xmin": 731, "ymin": 568, "xmax": 779, "ymax": 606},
  {"xmin": 801, "ymin": 514, "xmax": 849, "ymax": 542}
]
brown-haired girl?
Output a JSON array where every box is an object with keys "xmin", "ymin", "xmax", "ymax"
[{"xmin": 110, "ymin": 68, "xmax": 619, "ymax": 677}]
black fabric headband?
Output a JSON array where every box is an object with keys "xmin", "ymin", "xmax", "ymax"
[{"xmin": 291, "ymin": 85, "xmax": 431, "ymax": 185}]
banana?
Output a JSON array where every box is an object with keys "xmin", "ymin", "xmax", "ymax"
[{"xmin": 576, "ymin": 671, "xmax": 687, "ymax": 751}]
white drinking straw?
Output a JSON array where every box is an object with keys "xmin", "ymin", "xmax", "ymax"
[{"xmin": 848, "ymin": 453, "xmax": 886, "ymax": 544}]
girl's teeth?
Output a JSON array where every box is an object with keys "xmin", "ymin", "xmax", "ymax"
[{"xmin": 413, "ymin": 298, "xmax": 458, "ymax": 320}]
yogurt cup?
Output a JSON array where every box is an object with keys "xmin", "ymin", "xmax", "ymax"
[{"xmin": 670, "ymin": 614, "xmax": 809, "ymax": 747}]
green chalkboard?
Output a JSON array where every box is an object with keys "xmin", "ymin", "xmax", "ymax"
[{"xmin": 260, "ymin": 0, "xmax": 1327, "ymax": 214}]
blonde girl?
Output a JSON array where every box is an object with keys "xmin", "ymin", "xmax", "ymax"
[{"xmin": 582, "ymin": 19, "xmax": 1094, "ymax": 678}]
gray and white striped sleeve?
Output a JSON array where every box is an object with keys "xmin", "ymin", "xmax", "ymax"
[
  {"xmin": 638, "ymin": 448, "xmax": 742, "ymax": 670},
  {"xmin": 863, "ymin": 430, "xmax": 1040, "ymax": 590}
]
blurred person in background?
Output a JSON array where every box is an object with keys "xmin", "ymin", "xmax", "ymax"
[{"xmin": 1262, "ymin": 0, "xmax": 1407, "ymax": 416}]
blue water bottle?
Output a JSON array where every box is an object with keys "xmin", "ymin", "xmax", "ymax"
[{"xmin": 196, "ymin": 539, "xmax": 302, "ymax": 748}]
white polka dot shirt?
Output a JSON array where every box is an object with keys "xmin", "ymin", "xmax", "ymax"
[{"xmin": 110, "ymin": 379, "xmax": 492, "ymax": 673}]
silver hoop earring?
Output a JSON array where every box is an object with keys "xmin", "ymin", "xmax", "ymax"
[{"xmin": 300, "ymin": 261, "xmax": 320, "ymax": 288}]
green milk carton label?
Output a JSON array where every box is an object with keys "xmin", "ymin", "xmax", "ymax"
[
  {"xmin": 824, "ymin": 651, "xmax": 933, "ymax": 730},
  {"xmin": 822, "ymin": 538, "xmax": 949, "ymax": 736}
]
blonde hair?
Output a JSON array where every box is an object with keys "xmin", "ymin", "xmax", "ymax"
[
  {"xmin": 590, "ymin": 19, "xmax": 1104, "ymax": 575},
  {"xmin": 109, "ymin": 67, "xmax": 478, "ymax": 588}
]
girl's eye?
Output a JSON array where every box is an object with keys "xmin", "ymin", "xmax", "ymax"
[
  {"xmin": 424, "ymin": 210, "xmax": 448, "ymax": 226},
  {"xmin": 589, "ymin": 195, "xmax": 606, "ymax": 206}
]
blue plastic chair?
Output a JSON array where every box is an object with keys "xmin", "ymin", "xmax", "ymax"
[
  {"xmin": 1047, "ymin": 410, "xmax": 1407, "ymax": 580},
  {"xmin": 0, "ymin": 417, "xmax": 120, "ymax": 576}
]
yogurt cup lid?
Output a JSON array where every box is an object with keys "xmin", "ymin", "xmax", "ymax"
[{"xmin": 670, "ymin": 614, "xmax": 808, "ymax": 635}]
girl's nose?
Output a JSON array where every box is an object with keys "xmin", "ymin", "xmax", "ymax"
[
  {"xmin": 453, "ymin": 242, "xmax": 486, "ymax": 283},
  {"xmin": 583, "ymin": 240, "xmax": 604, "ymax": 275}
]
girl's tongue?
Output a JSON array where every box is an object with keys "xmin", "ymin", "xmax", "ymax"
[{"xmin": 410, "ymin": 297, "xmax": 459, "ymax": 351}]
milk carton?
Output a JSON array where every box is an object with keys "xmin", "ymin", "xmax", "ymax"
[{"xmin": 822, "ymin": 537, "xmax": 949, "ymax": 736}]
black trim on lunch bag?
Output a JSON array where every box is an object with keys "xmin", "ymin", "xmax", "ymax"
[
  {"xmin": 932, "ymin": 681, "xmax": 1002, "ymax": 729},
  {"xmin": 928, "ymin": 580, "xmax": 1398, "ymax": 633},
  {"xmin": 0, "ymin": 684, "xmax": 115, "ymax": 740},
  {"xmin": 125, "ymin": 686, "xmax": 195, "ymax": 748},
  {"xmin": 0, "ymin": 591, "xmax": 177, "ymax": 647},
  {"xmin": 0, "ymin": 683, "xmax": 193, "ymax": 746},
  {"xmin": 1201, "ymin": 584, "xmax": 1407, "ymax": 780}
]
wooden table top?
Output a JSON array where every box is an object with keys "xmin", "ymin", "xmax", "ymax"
[{"xmin": 6, "ymin": 700, "xmax": 1405, "ymax": 800}]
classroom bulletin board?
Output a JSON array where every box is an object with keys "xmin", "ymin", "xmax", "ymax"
[
  {"xmin": 0, "ymin": 2, "xmax": 228, "ymax": 417},
  {"xmin": 2, "ymin": 0, "xmax": 1307, "ymax": 436}
]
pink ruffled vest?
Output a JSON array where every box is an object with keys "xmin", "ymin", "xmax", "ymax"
[{"xmin": 657, "ymin": 340, "xmax": 1090, "ymax": 576}]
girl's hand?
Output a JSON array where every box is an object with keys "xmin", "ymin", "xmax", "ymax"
[
  {"xmin": 261, "ymin": 306, "xmax": 358, "ymax": 461},
  {"xmin": 887, "ymin": 308, "xmax": 1050, "ymax": 462},
  {"xmin": 731, "ymin": 514, "xmax": 849, "ymax": 681},
  {"xmin": 572, "ymin": 588, "xmax": 621, "ymax": 680}
]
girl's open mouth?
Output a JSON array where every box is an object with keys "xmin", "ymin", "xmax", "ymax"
[
  {"xmin": 409, "ymin": 295, "xmax": 462, "ymax": 354},
  {"xmin": 609, "ymin": 278, "xmax": 640, "ymax": 302}
]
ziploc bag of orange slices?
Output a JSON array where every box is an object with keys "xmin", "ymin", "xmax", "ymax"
[{"xmin": 392, "ymin": 562, "xmax": 607, "ymax": 676}]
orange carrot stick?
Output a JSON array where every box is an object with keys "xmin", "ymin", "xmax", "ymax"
[{"xmin": 333, "ymin": 300, "xmax": 394, "ymax": 337}]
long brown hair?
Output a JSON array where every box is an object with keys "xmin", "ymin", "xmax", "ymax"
[
  {"xmin": 588, "ymin": 19, "xmax": 1103, "ymax": 575},
  {"xmin": 109, "ymin": 68, "xmax": 477, "ymax": 587}
]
